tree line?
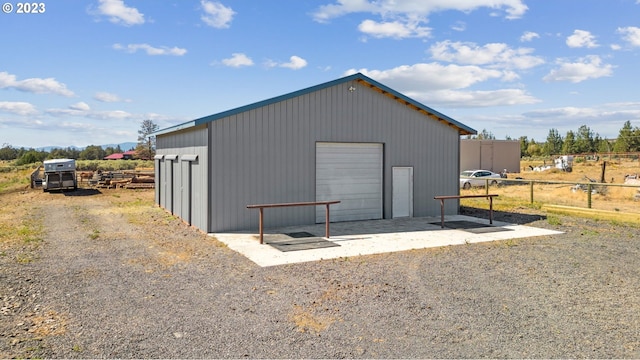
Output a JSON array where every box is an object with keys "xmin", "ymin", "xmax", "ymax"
[
  {"xmin": 470, "ymin": 121, "xmax": 640, "ymax": 157},
  {"xmin": 0, "ymin": 120, "xmax": 159, "ymax": 166},
  {"xmin": 0, "ymin": 144, "xmax": 130, "ymax": 165}
]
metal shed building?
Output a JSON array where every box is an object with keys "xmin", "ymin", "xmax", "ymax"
[
  {"xmin": 153, "ymin": 73, "xmax": 476, "ymax": 233},
  {"xmin": 460, "ymin": 139, "xmax": 521, "ymax": 174}
]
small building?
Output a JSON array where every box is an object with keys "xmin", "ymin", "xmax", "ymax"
[
  {"xmin": 153, "ymin": 73, "xmax": 476, "ymax": 233},
  {"xmin": 460, "ymin": 139, "xmax": 520, "ymax": 174},
  {"xmin": 104, "ymin": 150, "xmax": 137, "ymax": 160}
]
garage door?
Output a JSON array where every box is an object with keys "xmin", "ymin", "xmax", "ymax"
[{"xmin": 315, "ymin": 142, "xmax": 383, "ymax": 222}]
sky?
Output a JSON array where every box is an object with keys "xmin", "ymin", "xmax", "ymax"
[{"xmin": 2, "ymin": 0, "xmax": 640, "ymax": 149}]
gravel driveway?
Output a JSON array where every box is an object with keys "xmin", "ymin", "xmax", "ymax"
[{"xmin": 2, "ymin": 189, "xmax": 640, "ymax": 358}]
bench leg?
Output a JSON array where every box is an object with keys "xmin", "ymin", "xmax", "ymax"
[
  {"xmin": 325, "ymin": 204, "xmax": 330, "ymax": 238},
  {"xmin": 259, "ymin": 208, "xmax": 264, "ymax": 244},
  {"xmin": 489, "ymin": 197, "xmax": 493, "ymax": 225},
  {"xmin": 440, "ymin": 199, "xmax": 445, "ymax": 228}
]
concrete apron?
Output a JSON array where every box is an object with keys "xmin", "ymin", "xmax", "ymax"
[{"xmin": 211, "ymin": 215, "xmax": 563, "ymax": 267}]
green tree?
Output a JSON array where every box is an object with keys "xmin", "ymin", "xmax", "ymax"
[
  {"xmin": 49, "ymin": 147, "xmax": 80, "ymax": 159},
  {"xmin": 519, "ymin": 136, "xmax": 529, "ymax": 157},
  {"xmin": 15, "ymin": 149, "xmax": 47, "ymax": 165},
  {"xmin": 475, "ymin": 129, "xmax": 496, "ymax": 140},
  {"xmin": 562, "ymin": 131, "xmax": 577, "ymax": 154},
  {"xmin": 137, "ymin": 119, "xmax": 159, "ymax": 159},
  {"xmin": 575, "ymin": 125, "xmax": 595, "ymax": 153},
  {"xmin": 632, "ymin": 127, "xmax": 640, "ymax": 152},
  {"xmin": 542, "ymin": 128, "xmax": 563, "ymax": 156},
  {"xmin": 0, "ymin": 144, "xmax": 18, "ymax": 160},
  {"xmin": 79, "ymin": 145, "xmax": 106, "ymax": 160},
  {"xmin": 527, "ymin": 139, "xmax": 542, "ymax": 157},
  {"xmin": 614, "ymin": 121, "xmax": 634, "ymax": 153},
  {"xmin": 594, "ymin": 135, "xmax": 611, "ymax": 153}
]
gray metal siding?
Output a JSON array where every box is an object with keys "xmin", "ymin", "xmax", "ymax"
[
  {"xmin": 154, "ymin": 157, "xmax": 162, "ymax": 205},
  {"xmin": 156, "ymin": 125, "xmax": 208, "ymax": 231},
  {"xmin": 207, "ymin": 80, "xmax": 461, "ymax": 232}
]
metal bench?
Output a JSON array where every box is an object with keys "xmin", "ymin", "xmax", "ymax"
[
  {"xmin": 434, "ymin": 194, "xmax": 499, "ymax": 228},
  {"xmin": 246, "ymin": 201, "xmax": 341, "ymax": 244}
]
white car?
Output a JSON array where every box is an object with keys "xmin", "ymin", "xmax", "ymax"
[{"xmin": 460, "ymin": 170, "xmax": 503, "ymax": 189}]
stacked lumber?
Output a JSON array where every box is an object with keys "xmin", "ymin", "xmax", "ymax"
[
  {"xmin": 91, "ymin": 171, "xmax": 155, "ymax": 189},
  {"xmin": 122, "ymin": 175, "xmax": 155, "ymax": 189}
]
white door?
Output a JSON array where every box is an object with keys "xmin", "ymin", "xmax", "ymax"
[
  {"xmin": 316, "ymin": 142, "xmax": 383, "ymax": 222},
  {"xmin": 392, "ymin": 167, "xmax": 413, "ymax": 218}
]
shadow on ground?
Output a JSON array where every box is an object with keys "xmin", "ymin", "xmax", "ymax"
[
  {"xmin": 56, "ymin": 188, "xmax": 103, "ymax": 197},
  {"xmin": 460, "ymin": 206, "xmax": 545, "ymax": 225}
]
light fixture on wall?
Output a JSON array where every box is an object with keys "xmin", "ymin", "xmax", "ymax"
[{"xmin": 348, "ymin": 85, "xmax": 356, "ymax": 92}]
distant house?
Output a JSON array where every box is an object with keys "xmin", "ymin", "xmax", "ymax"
[{"xmin": 104, "ymin": 150, "xmax": 137, "ymax": 160}]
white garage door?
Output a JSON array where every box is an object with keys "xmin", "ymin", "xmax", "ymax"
[{"xmin": 315, "ymin": 142, "xmax": 383, "ymax": 223}]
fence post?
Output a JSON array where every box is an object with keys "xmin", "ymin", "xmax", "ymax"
[
  {"xmin": 485, "ymin": 179, "xmax": 489, "ymax": 195},
  {"xmin": 587, "ymin": 183, "xmax": 592, "ymax": 208},
  {"xmin": 530, "ymin": 181, "xmax": 534, "ymax": 204}
]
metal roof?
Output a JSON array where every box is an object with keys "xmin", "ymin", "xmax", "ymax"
[{"xmin": 153, "ymin": 72, "xmax": 476, "ymax": 137}]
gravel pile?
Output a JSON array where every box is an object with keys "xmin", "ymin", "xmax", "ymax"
[{"xmin": 2, "ymin": 190, "xmax": 640, "ymax": 358}]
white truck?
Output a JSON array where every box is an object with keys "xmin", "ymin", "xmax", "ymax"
[{"xmin": 42, "ymin": 158, "xmax": 77, "ymax": 191}]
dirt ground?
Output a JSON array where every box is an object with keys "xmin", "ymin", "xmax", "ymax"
[{"xmin": 2, "ymin": 185, "xmax": 640, "ymax": 358}]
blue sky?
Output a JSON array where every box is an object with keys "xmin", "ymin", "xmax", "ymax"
[{"xmin": 2, "ymin": 0, "xmax": 640, "ymax": 148}]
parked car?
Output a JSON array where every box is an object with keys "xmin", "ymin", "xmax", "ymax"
[{"xmin": 460, "ymin": 170, "xmax": 503, "ymax": 189}]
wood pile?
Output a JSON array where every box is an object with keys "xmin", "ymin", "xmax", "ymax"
[
  {"xmin": 122, "ymin": 175, "xmax": 155, "ymax": 189},
  {"xmin": 91, "ymin": 171, "xmax": 155, "ymax": 189}
]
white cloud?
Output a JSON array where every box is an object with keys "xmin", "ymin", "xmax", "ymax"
[
  {"xmin": 94, "ymin": 92, "xmax": 130, "ymax": 103},
  {"xmin": 312, "ymin": 0, "xmax": 528, "ymax": 23},
  {"xmin": 617, "ymin": 26, "xmax": 640, "ymax": 47},
  {"xmin": 566, "ymin": 29, "xmax": 598, "ymax": 48},
  {"xmin": 113, "ymin": 43, "xmax": 187, "ymax": 56},
  {"xmin": 451, "ymin": 21, "xmax": 466, "ymax": 32},
  {"xmin": 201, "ymin": 0, "xmax": 235, "ymax": 28},
  {"xmin": 46, "ymin": 105, "xmax": 134, "ymax": 121},
  {"xmin": 520, "ymin": 31, "xmax": 539, "ymax": 42},
  {"xmin": 221, "ymin": 53, "xmax": 254, "ymax": 67},
  {"xmin": 358, "ymin": 19, "xmax": 431, "ymax": 39},
  {"xmin": 69, "ymin": 102, "xmax": 91, "ymax": 111},
  {"xmin": 420, "ymin": 89, "xmax": 539, "ymax": 107},
  {"xmin": 95, "ymin": 0, "xmax": 144, "ymax": 26},
  {"xmin": 0, "ymin": 101, "xmax": 38, "ymax": 115},
  {"xmin": 0, "ymin": 71, "xmax": 74, "ymax": 97},
  {"xmin": 524, "ymin": 106, "xmax": 599, "ymax": 119},
  {"xmin": 265, "ymin": 56, "xmax": 308, "ymax": 70},
  {"xmin": 429, "ymin": 41, "xmax": 545, "ymax": 70},
  {"xmin": 543, "ymin": 55, "xmax": 613, "ymax": 83},
  {"xmin": 348, "ymin": 63, "xmax": 503, "ymax": 91},
  {"xmin": 344, "ymin": 63, "xmax": 541, "ymax": 108},
  {"xmin": 469, "ymin": 103, "xmax": 640, "ymax": 140},
  {"xmin": 279, "ymin": 56, "xmax": 308, "ymax": 70},
  {"xmin": 520, "ymin": 104, "xmax": 640, "ymax": 136}
]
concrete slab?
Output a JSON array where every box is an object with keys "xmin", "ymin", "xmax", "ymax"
[{"xmin": 211, "ymin": 215, "xmax": 563, "ymax": 267}]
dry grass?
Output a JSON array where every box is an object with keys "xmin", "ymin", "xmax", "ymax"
[
  {"xmin": 0, "ymin": 192, "xmax": 43, "ymax": 251},
  {"xmin": 463, "ymin": 158, "xmax": 640, "ymax": 223},
  {"xmin": 0, "ymin": 166, "xmax": 33, "ymax": 194}
]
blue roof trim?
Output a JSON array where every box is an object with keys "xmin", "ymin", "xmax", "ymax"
[
  {"xmin": 154, "ymin": 73, "xmax": 476, "ymax": 136},
  {"xmin": 153, "ymin": 120, "xmax": 197, "ymax": 136}
]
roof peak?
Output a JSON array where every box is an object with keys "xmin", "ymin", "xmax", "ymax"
[{"xmin": 154, "ymin": 73, "xmax": 476, "ymax": 136}]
